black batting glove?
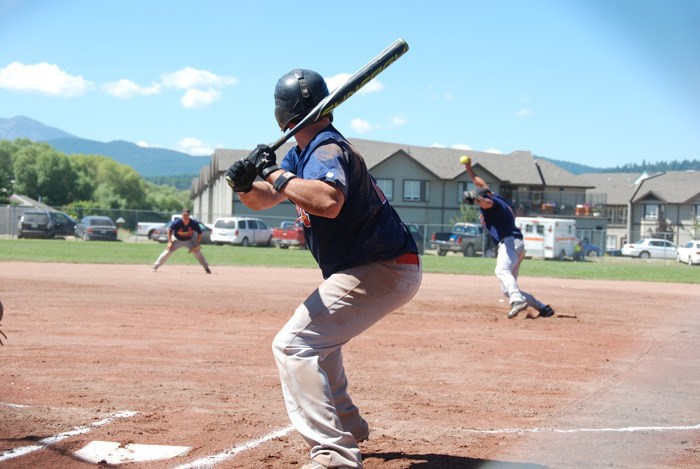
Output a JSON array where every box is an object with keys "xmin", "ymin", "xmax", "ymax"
[
  {"xmin": 246, "ymin": 144, "xmax": 280, "ymax": 179},
  {"xmin": 225, "ymin": 159, "xmax": 257, "ymax": 193}
]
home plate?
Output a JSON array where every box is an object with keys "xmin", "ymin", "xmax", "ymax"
[{"xmin": 75, "ymin": 441, "xmax": 191, "ymax": 464}]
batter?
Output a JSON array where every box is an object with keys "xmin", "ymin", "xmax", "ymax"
[{"xmin": 225, "ymin": 68, "xmax": 422, "ymax": 469}]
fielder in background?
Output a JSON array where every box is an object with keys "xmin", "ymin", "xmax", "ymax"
[
  {"xmin": 463, "ymin": 158, "xmax": 554, "ymax": 319},
  {"xmin": 225, "ymin": 69, "xmax": 422, "ymax": 469},
  {"xmin": 152, "ymin": 209, "xmax": 211, "ymax": 274}
]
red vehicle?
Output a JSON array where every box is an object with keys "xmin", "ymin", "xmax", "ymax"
[{"xmin": 271, "ymin": 220, "xmax": 306, "ymax": 249}]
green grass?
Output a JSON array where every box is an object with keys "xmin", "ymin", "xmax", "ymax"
[{"xmin": 1, "ymin": 238, "xmax": 697, "ymax": 284}]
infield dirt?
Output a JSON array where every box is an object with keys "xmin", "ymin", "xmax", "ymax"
[{"xmin": 0, "ymin": 261, "xmax": 698, "ymax": 468}]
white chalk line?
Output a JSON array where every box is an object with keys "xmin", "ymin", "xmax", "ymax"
[
  {"xmin": 171, "ymin": 425, "xmax": 294, "ymax": 469},
  {"xmin": 0, "ymin": 401, "xmax": 29, "ymax": 408},
  {"xmin": 462, "ymin": 423, "xmax": 700, "ymax": 434},
  {"xmin": 0, "ymin": 410, "xmax": 138, "ymax": 462}
]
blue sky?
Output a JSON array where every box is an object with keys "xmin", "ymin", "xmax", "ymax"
[{"xmin": 1, "ymin": 0, "xmax": 698, "ymax": 168}]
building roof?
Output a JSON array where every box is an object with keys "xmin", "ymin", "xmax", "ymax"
[
  {"xmin": 630, "ymin": 170, "xmax": 700, "ymax": 204},
  {"xmin": 577, "ymin": 171, "xmax": 700, "ymax": 205},
  {"xmin": 193, "ymin": 137, "xmax": 591, "ymax": 195},
  {"xmin": 577, "ymin": 172, "xmax": 642, "ymax": 205}
]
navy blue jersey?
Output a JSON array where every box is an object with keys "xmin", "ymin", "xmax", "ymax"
[
  {"xmin": 169, "ymin": 217, "xmax": 202, "ymax": 241},
  {"xmin": 280, "ymin": 125, "xmax": 417, "ymax": 278},
  {"xmin": 480, "ymin": 194, "xmax": 523, "ymax": 244}
]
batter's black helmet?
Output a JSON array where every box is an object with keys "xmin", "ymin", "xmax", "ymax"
[{"xmin": 274, "ymin": 69, "xmax": 329, "ymax": 130}]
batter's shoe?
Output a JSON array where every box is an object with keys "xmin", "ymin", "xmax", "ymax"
[
  {"xmin": 204, "ymin": 267, "xmax": 211, "ymax": 274},
  {"xmin": 151, "ymin": 266, "xmax": 158, "ymax": 273},
  {"xmin": 538, "ymin": 305, "xmax": 555, "ymax": 317},
  {"xmin": 507, "ymin": 301, "xmax": 527, "ymax": 318}
]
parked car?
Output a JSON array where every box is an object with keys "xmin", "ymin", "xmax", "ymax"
[
  {"xmin": 210, "ymin": 217, "xmax": 273, "ymax": 246},
  {"xmin": 621, "ymin": 238, "xmax": 677, "ymax": 259},
  {"xmin": 431, "ymin": 223, "xmax": 484, "ymax": 257},
  {"xmin": 407, "ymin": 224, "xmax": 425, "ymax": 255},
  {"xmin": 49, "ymin": 211, "xmax": 78, "ymax": 237},
  {"xmin": 17, "ymin": 209, "xmax": 55, "ymax": 239},
  {"xmin": 676, "ymin": 240, "xmax": 700, "ymax": 266},
  {"xmin": 271, "ymin": 220, "xmax": 306, "ymax": 249},
  {"xmin": 74, "ymin": 216, "xmax": 118, "ymax": 241},
  {"xmin": 151, "ymin": 221, "xmax": 212, "ymax": 244},
  {"xmin": 577, "ymin": 239, "xmax": 603, "ymax": 258},
  {"xmin": 17, "ymin": 209, "xmax": 76, "ymax": 239}
]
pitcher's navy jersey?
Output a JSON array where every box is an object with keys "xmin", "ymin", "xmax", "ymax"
[
  {"xmin": 480, "ymin": 194, "xmax": 523, "ymax": 244},
  {"xmin": 280, "ymin": 125, "xmax": 416, "ymax": 278}
]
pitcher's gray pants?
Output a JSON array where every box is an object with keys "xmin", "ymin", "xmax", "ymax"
[{"xmin": 495, "ymin": 236, "xmax": 546, "ymax": 310}]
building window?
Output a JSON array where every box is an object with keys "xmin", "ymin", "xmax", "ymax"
[
  {"xmin": 606, "ymin": 206, "xmax": 628, "ymax": 225},
  {"xmin": 695, "ymin": 204, "xmax": 700, "ymax": 220},
  {"xmin": 404, "ymin": 180, "xmax": 428, "ymax": 202},
  {"xmin": 643, "ymin": 204, "xmax": 660, "ymax": 220},
  {"xmin": 375, "ymin": 178, "xmax": 393, "ymax": 201}
]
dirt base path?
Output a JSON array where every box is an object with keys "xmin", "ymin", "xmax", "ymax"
[{"xmin": 1, "ymin": 262, "xmax": 698, "ymax": 468}]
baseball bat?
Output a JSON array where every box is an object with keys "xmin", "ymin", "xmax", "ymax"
[{"xmin": 268, "ymin": 38, "xmax": 409, "ymax": 152}]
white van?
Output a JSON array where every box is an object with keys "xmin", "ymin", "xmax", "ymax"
[
  {"xmin": 515, "ymin": 217, "xmax": 577, "ymax": 260},
  {"xmin": 210, "ymin": 217, "xmax": 273, "ymax": 246}
]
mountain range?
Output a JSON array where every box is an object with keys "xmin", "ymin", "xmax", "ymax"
[
  {"xmin": 0, "ymin": 116, "xmax": 208, "ymax": 177},
  {"xmin": 1, "ymin": 115, "xmax": 604, "ymax": 177}
]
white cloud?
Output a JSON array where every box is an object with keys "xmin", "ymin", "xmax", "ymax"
[
  {"xmin": 178, "ymin": 137, "xmax": 213, "ymax": 156},
  {"xmin": 451, "ymin": 144, "xmax": 472, "ymax": 150},
  {"xmin": 391, "ymin": 115, "xmax": 408, "ymax": 127},
  {"xmin": 516, "ymin": 108, "xmax": 533, "ymax": 117},
  {"xmin": 443, "ymin": 92, "xmax": 454, "ymax": 100},
  {"xmin": 325, "ymin": 73, "xmax": 384, "ymax": 95},
  {"xmin": 161, "ymin": 67, "xmax": 238, "ymax": 90},
  {"xmin": 430, "ymin": 143, "xmax": 446, "ymax": 148},
  {"xmin": 485, "ymin": 148, "xmax": 503, "ymax": 154},
  {"xmin": 180, "ymin": 88, "xmax": 221, "ymax": 109},
  {"xmin": 0, "ymin": 62, "xmax": 93, "ymax": 96},
  {"xmin": 350, "ymin": 118, "xmax": 373, "ymax": 134},
  {"xmin": 161, "ymin": 67, "xmax": 236, "ymax": 108},
  {"xmin": 136, "ymin": 141, "xmax": 151, "ymax": 148},
  {"xmin": 103, "ymin": 79, "xmax": 161, "ymax": 99}
]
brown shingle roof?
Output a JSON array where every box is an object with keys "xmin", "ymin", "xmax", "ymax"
[
  {"xmin": 205, "ymin": 137, "xmax": 588, "ymax": 188},
  {"xmin": 631, "ymin": 171, "xmax": 700, "ymax": 204},
  {"xmin": 577, "ymin": 172, "xmax": 642, "ymax": 205}
]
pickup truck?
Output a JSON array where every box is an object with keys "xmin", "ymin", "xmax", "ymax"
[
  {"xmin": 430, "ymin": 223, "xmax": 485, "ymax": 257},
  {"xmin": 271, "ymin": 220, "xmax": 306, "ymax": 249},
  {"xmin": 136, "ymin": 214, "xmax": 182, "ymax": 239}
]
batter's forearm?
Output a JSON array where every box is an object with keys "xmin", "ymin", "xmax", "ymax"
[
  {"xmin": 269, "ymin": 175, "xmax": 344, "ymax": 218},
  {"xmin": 237, "ymin": 181, "xmax": 285, "ymax": 210}
]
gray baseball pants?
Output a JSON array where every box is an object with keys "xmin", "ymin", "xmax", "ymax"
[
  {"xmin": 272, "ymin": 259, "xmax": 422, "ymax": 468},
  {"xmin": 495, "ymin": 236, "xmax": 546, "ymax": 309},
  {"xmin": 153, "ymin": 239, "xmax": 209, "ymax": 270}
]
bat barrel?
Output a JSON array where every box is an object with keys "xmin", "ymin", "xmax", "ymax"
[{"xmin": 268, "ymin": 38, "xmax": 409, "ymax": 152}]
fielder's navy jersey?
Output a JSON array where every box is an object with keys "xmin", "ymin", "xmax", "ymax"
[
  {"xmin": 169, "ymin": 217, "xmax": 202, "ymax": 241},
  {"xmin": 280, "ymin": 125, "xmax": 417, "ymax": 278},
  {"xmin": 480, "ymin": 194, "xmax": 523, "ymax": 244}
]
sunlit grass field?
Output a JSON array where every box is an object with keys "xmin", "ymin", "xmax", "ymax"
[{"xmin": 0, "ymin": 237, "xmax": 697, "ymax": 284}]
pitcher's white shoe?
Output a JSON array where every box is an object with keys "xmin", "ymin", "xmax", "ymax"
[{"xmin": 507, "ymin": 301, "xmax": 527, "ymax": 318}]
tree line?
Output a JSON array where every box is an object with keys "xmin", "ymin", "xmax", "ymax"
[
  {"xmin": 0, "ymin": 139, "xmax": 191, "ymax": 212},
  {"xmin": 603, "ymin": 159, "xmax": 699, "ymax": 173}
]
